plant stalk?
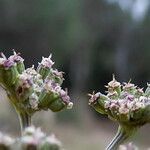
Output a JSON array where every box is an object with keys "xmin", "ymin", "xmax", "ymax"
[
  {"xmin": 17, "ymin": 111, "xmax": 31, "ymax": 135},
  {"xmin": 8, "ymin": 96, "xmax": 32, "ymax": 135},
  {"xmin": 106, "ymin": 125, "xmax": 135, "ymax": 150}
]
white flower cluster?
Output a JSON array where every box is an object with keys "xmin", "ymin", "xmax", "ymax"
[
  {"xmin": 21, "ymin": 126, "xmax": 62, "ymax": 149},
  {"xmin": 119, "ymin": 143, "xmax": 138, "ymax": 150},
  {"xmin": 0, "ymin": 127, "xmax": 63, "ymax": 150},
  {"xmin": 21, "ymin": 126, "xmax": 46, "ymax": 145}
]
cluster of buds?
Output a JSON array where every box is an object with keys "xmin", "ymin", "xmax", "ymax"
[
  {"xmin": 89, "ymin": 76, "xmax": 150, "ymax": 126},
  {"xmin": 89, "ymin": 76, "xmax": 150, "ymax": 149},
  {"xmin": 0, "ymin": 51, "xmax": 73, "ymax": 117},
  {"xmin": 0, "ymin": 127, "xmax": 63, "ymax": 150},
  {"xmin": 20, "ymin": 126, "xmax": 63, "ymax": 150}
]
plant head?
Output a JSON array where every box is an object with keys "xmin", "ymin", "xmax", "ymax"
[{"xmin": 89, "ymin": 76, "xmax": 150, "ymax": 149}]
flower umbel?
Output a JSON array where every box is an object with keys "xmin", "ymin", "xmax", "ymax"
[
  {"xmin": 0, "ymin": 51, "xmax": 73, "ymax": 133},
  {"xmin": 89, "ymin": 76, "xmax": 150, "ymax": 150}
]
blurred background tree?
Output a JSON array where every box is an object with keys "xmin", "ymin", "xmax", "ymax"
[{"xmin": 0, "ymin": 0, "xmax": 149, "ymax": 149}]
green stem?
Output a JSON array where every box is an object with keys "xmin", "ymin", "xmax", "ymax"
[
  {"xmin": 8, "ymin": 96, "xmax": 32, "ymax": 135},
  {"xmin": 7, "ymin": 89, "xmax": 33, "ymax": 135},
  {"xmin": 17, "ymin": 112, "xmax": 31, "ymax": 135},
  {"xmin": 106, "ymin": 125, "xmax": 136, "ymax": 150}
]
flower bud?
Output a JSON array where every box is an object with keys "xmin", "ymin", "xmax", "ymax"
[
  {"xmin": 37, "ymin": 67, "xmax": 50, "ymax": 80},
  {"xmin": 38, "ymin": 90, "xmax": 58, "ymax": 110},
  {"xmin": 38, "ymin": 81, "xmax": 61, "ymax": 109},
  {"xmin": 37, "ymin": 55, "xmax": 54, "ymax": 79},
  {"xmin": 2, "ymin": 62, "xmax": 18, "ymax": 87},
  {"xmin": 8, "ymin": 51, "xmax": 25, "ymax": 74},
  {"xmin": 48, "ymin": 97, "xmax": 66, "ymax": 112},
  {"xmin": 88, "ymin": 92, "xmax": 108, "ymax": 114},
  {"xmin": 48, "ymin": 69, "xmax": 64, "ymax": 85},
  {"xmin": 0, "ymin": 53, "xmax": 19, "ymax": 87},
  {"xmin": 105, "ymin": 75, "xmax": 121, "ymax": 96},
  {"xmin": 122, "ymin": 82, "xmax": 137, "ymax": 95},
  {"xmin": 49, "ymin": 88, "xmax": 73, "ymax": 112},
  {"xmin": 39, "ymin": 80, "xmax": 73, "ymax": 112}
]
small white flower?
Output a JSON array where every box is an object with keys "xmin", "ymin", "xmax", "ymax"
[
  {"xmin": 39, "ymin": 55, "xmax": 54, "ymax": 68},
  {"xmin": 8, "ymin": 51, "xmax": 24, "ymax": 63}
]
